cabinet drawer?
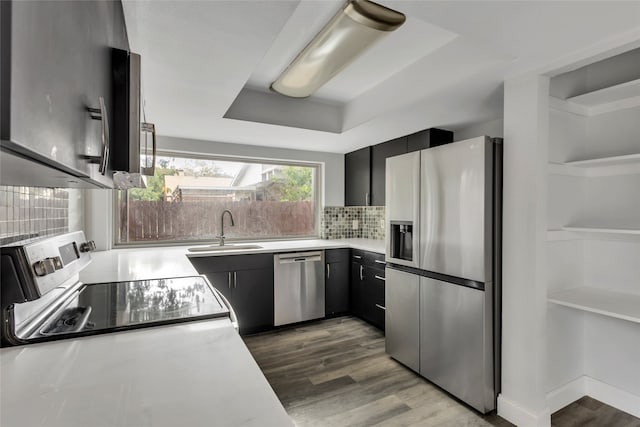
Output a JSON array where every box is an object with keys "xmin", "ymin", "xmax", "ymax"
[
  {"xmin": 366, "ymin": 251, "xmax": 386, "ymax": 267},
  {"xmin": 325, "ymin": 248, "xmax": 350, "ymax": 263},
  {"xmin": 351, "ymin": 249, "xmax": 366, "ymax": 262},
  {"xmin": 351, "ymin": 249, "xmax": 386, "ymax": 267},
  {"xmin": 189, "ymin": 253, "xmax": 273, "ymax": 273}
]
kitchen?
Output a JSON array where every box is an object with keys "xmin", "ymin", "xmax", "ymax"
[{"xmin": 1, "ymin": 1, "xmax": 639, "ymax": 427}]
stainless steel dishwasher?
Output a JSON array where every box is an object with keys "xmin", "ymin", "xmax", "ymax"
[{"xmin": 274, "ymin": 251, "xmax": 325, "ymax": 326}]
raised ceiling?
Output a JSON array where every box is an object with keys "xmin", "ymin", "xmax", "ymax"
[{"xmin": 123, "ymin": 0, "xmax": 640, "ymax": 153}]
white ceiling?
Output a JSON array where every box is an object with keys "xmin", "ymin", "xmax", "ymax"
[{"xmin": 123, "ymin": 0, "xmax": 640, "ymax": 153}]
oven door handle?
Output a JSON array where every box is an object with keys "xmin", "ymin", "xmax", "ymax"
[
  {"xmin": 213, "ymin": 289, "xmax": 238, "ymax": 331},
  {"xmin": 72, "ymin": 306, "xmax": 93, "ymax": 332}
]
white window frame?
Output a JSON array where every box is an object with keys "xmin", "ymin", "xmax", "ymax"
[{"xmin": 111, "ymin": 151, "xmax": 323, "ymax": 247}]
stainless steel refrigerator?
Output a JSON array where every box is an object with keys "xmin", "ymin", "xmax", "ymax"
[{"xmin": 384, "ymin": 136, "xmax": 502, "ymax": 414}]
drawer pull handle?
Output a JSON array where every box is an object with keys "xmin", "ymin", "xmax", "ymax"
[
  {"xmin": 374, "ymin": 260, "xmax": 386, "ymax": 264},
  {"xmin": 353, "ymin": 255, "xmax": 362, "ymax": 259},
  {"xmin": 375, "ymin": 304, "xmax": 386, "ymax": 310},
  {"xmin": 374, "ymin": 275, "xmax": 385, "ymax": 281}
]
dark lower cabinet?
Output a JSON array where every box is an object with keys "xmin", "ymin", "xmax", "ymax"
[
  {"xmin": 351, "ymin": 260, "xmax": 366, "ymax": 318},
  {"xmin": 325, "ymin": 249, "xmax": 350, "ymax": 316},
  {"xmin": 232, "ymin": 269, "xmax": 274, "ymax": 334},
  {"xmin": 190, "ymin": 249, "xmax": 387, "ymax": 333},
  {"xmin": 350, "ymin": 250, "xmax": 386, "ymax": 331},
  {"xmin": 189, "ymin": 254, "xmax": 274, "ymax": 335}
]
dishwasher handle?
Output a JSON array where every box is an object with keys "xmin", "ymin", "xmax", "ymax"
[{"xmin": 276, "ymin": 251, "xmax": 323, "ymax": 264}]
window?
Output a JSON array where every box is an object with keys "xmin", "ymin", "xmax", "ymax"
[{"xmin": 115, "ymin": 154, "xmax": 319, "ymax": 245}]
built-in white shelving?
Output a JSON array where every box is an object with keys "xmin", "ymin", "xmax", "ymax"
[
  {"xmin": 566, "ymin": 78, "xmax": 640, "ymax": 115},
  {"xmin": 546, "ymin": 56, "xmax": 640, "ymax": 417},
  {"xmin": 548, "ymin": 287, "xmax": 640, "ymax": 324}
]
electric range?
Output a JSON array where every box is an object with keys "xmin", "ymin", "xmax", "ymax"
[{"xmin": 1, "ymin": 231, "xmax": 234, "ymax": 347}]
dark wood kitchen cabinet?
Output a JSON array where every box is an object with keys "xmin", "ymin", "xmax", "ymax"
[
  {"xmin": 344, "ymin": 128, "xmax": 452, "ymax": 207},
  {"xmin": 407, "ymin": 128, "xmax": 453, "ymax": 152},
  {"xmin": 370, "ymin": 136, "xmax": 408, "ymax": 206},
  {"xmin": 189, "ymin": 254, "xmax": 274, "ymax": 334},
  {"xmin": 350, "ymin": 249, "xmax": 386, "ymax": 331},
  {"xmin": 1, "ymin": 0, "xmax": 129, "ymax": 188},
  {"xmin": 344, "ymin": 147, "xmax": 371, "ymax": 206},
  {"xmin": 325, "ymin": 249, "xmax": 350, "ymax": 316}
]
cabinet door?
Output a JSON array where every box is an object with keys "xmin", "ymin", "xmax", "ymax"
[
  {"xmin": 362, "ymin": 266, "xmax": 385, "ymax": 330},
  {"xmin": 325, "ymin": 260, "xmax": 350, "ymax": 315},
  {"xmin": 3, "ymin": 1, "xmax": 127, "ymax": 186},
  {"xmin": 204, "ymin": 271, "xmax": 233, "ymax": 302},
  {"xmin": 407, "ymin": 128, "xmax": 453, "ymax": 152},
  {"xmin": 233, "ymin": 268, "xmax": 274, "ymax": 334},
  {"xmin": 345, "ymin": 147, "xmax": 371, "ymax": 206},
  {"xmin": 350, "ymin": 261, "xmax": 365, "ymax": 318},
  {"xmin": 370, "ymin": 137, "xmax": 408, "ymax": 206}
]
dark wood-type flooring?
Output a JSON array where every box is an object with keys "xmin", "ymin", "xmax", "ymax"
[{"xmin": 243, "ymin": 316, "xmax": 639, "ymax": 427}]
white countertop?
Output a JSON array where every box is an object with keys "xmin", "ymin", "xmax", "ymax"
[
  {"xmin": 2, "ymin": 238, "xmax": 384, "ymax": 427},
  {"xmin": 0, "ymin": 319, "xmax": 293, "ymax": 427},
  {"xmin": 79, "ymin": 238, "xmax": 385, "ymax": 284}
]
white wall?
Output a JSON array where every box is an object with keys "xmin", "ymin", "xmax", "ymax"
[
  {"xmin": 453, "ymin": 118, "xmax": 504, "ymax": 141},
  {"xmin": 498, "ymin": 75, "xmax": 551, "ymax": 427},
  {"xmin": 67, "ymin": 189, "xmax": 85, "ymax": 233},
  {"xmin": 157, "ymin": 135, "xmax": 345, "ymax": 207}
]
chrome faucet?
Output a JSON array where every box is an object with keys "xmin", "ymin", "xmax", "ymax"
[{"xmin": 218, "ymin": 210, "xmax": 235, "ymax": 246}]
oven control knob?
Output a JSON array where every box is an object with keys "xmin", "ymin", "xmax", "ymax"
[
  {"xmin": 80, "ymin": 240, "xmax": 96, "ymax": 253},
  {"xmin": 51, "ymin": 256, "xmax": 63, "ymax": 270},
  {"xmin": 33, "ymin": 258, "xmax": 56, "ymax": 277}
]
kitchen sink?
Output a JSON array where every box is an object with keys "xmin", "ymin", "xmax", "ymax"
[{"xmin": 187, "ymin": 244, "xmax": 263, "ymax": 252}]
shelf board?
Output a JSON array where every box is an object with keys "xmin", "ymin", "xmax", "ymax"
[
  {"xmin": 548, "ymin": 154, "xmax": 640, "ymax": 177},
  {"xmin": 565, "ymin": 153, "xmax": 640, "ymax": 168},
  {"xmin": 566, "ymin": 79, "xmax": 640, "ymax": 115},
  {"xmin": 562, "ymin": 226, "xmax": 640, "ymax": 235},
  {"xmin": 548, "ymin": 287, "xmax": 640, "ymax": 324}
]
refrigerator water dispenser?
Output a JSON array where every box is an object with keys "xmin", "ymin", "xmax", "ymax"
[{"xmin": 390, "ymin": 221, "xmax": 413, "ymax": 261}]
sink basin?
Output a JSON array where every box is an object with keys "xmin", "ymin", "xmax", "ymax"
[{"xmin": 187, "ymin": 244, "xmax": 263, "ymax": 252}]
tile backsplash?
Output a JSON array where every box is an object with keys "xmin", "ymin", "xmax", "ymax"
[
  {"xmin": 321, "ymin": 206, "xmax": 385, "ymax": 240},
  {"xmin": 0, "ymin": 186, "xmax": 71, "ymax": 245}
]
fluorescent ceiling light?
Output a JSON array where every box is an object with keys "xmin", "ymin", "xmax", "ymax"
[{"xmin": 271, "ymin": 0, "xmax": 405, "ymax": 98}]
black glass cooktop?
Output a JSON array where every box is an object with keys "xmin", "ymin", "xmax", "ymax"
[{"xmin": 38, "ymin": 276, "xmax": 229, "ymax": 338}]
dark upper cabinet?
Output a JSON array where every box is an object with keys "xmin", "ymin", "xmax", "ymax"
[
  {"xmin": 407, "ymin": 128, "xmax": 453, "ymax": 152},
  {"xmin": 325, "ymin": 249, "xmax": 350, "ymax": 316},
  {"xmin": 370, "ymin": 137, "xmax": 408, "ymax": 206},
  {"xmin": 1, "ymin": 0, "xmax": 129, "ymax": 188},
  {"xmin": 345, "ymin": 128, "xmax": 452, "ymax": 206},
  {"xmin": 345, "ymin": 147, "xmax": 371, "ymax": 206}
]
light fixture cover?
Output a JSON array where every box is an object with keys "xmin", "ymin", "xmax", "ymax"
[{"xmin": 271, "ymin": 0, "xmax": 405, "ymax": 98}]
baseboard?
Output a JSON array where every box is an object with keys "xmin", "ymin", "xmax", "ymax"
[
  {"xmin": 586, "ymin": 377, "xmax": 640, "ymax": 418},
  {"xmin": 547, "ymin": 377, "xmax": 586, "ymax": 413},
  {"xmin": 497, "ymin": 394, "xmax": 551, "ymax": 427},
  {"xmin": 546, "ymin": 375, "xmax": 640, "ymax": 418}
]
